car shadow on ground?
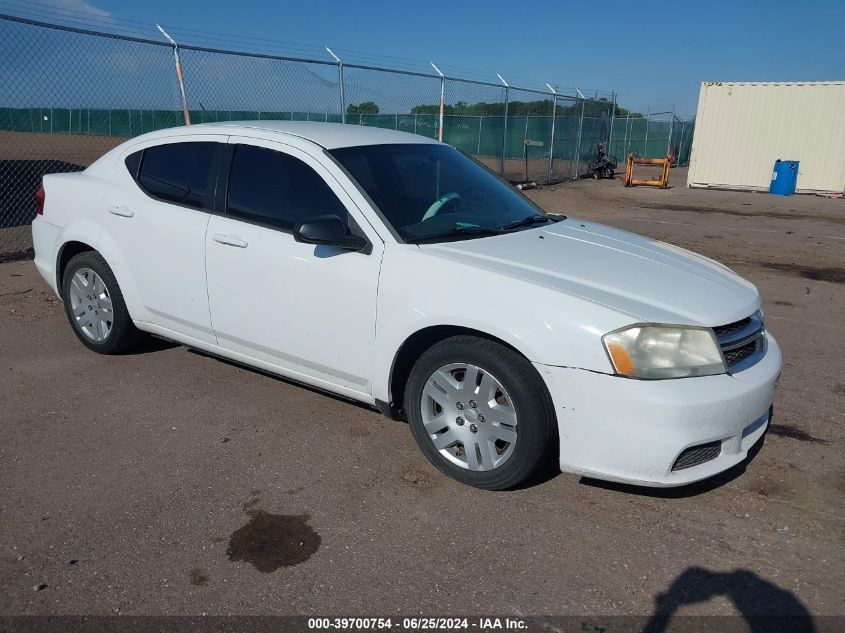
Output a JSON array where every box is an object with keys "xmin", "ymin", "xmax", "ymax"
[
  {"xmin": 578, "ymin": 434, "xmax": 768, "ymax": 498},
  {"xmin": 642, "ymin": 566, "xmax": 814, "ymax": 633},
  {"xmin": 120, "ymin": 335, "xmax": 180, "ymax": 355},
  {"xmin": 184, "ymin": 346, "xmax": 380, "ymax": 415}
]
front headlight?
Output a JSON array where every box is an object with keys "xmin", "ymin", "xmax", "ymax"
[{"xmin": 603, "ymin": 325, "xmax": 725, "ymax": 379}]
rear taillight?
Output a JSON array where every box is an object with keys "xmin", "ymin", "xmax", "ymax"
[{"xmin": 35, "ymin": 183, "xmax": 45, "ymax": 216}]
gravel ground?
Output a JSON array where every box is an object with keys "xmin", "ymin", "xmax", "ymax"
[{"xmin": 1, "ymin": 169, "xmax": 843, "ymax": 622}]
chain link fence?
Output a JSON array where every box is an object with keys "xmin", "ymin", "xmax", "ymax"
[
  {"xmin": 0, "ymin": 13, "xmax": 693, "ymax": 260},
  {"xmin": 608, "ymin": 110, "xmax": 695, "ymax": 166}
]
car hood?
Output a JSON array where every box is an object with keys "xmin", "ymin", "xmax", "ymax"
[{"xmin": 420, "ymin": 218, "xmax": 760, "ymax": 326}]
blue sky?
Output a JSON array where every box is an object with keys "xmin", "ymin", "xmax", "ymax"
[{"xmin": 7, "ymin": 0, "xmax": 845, "ymax": 117}]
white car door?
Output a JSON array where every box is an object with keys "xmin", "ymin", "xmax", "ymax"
[
  {"xmin": 204, "ymin": 136, "xmax": 384, "ymax": 397},
  {"xmin": 105, "ymin": 135, "xmax": 226, "ymax": 343}
]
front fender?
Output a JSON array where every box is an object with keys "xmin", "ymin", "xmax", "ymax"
[{"xmin": 372, "ymin": 245, "xmax": 632, "ymax": 403}]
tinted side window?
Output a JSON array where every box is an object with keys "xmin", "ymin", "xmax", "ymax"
[
  {"xmin": 137, "ymin": 142, "xmax": 216, "ymax": 210},
  {"xmin": 226, "ymin": 144, "xmax": 347, "ymax": 230}
]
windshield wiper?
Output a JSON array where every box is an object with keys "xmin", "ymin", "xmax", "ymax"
[
  {"xmin": 499, "ymin": 214, "xmax": 560, "ymax": 231},
  {"xmin": 405, "ymin": 225, "xmax": 504, "ymax": 244}
]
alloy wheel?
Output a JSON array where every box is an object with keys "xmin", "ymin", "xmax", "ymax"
[{"xmin": 420, "ymin": 363, "xmax": 518, "ymax": 471}]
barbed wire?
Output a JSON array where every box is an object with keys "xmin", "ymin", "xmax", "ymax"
[{"xmin": 0, "ymin": 0, "xmax": 618, "ymax": 100}]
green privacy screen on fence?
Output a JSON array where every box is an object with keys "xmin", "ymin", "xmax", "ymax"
[
  {"xmin": 1, "ymin": 107, "xmax": 649, "ymax": 162},
  {"xmin": 607, "ymin": 116, "xmax": 695, "ymax": 164}
]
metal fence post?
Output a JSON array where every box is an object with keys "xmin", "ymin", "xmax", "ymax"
[
  {"xmin": 497, "ymin": 74, "xmax": 509, "ymax": 177},
  {"xmin": 156, "ymin": 25, "xmax": 191, "ymax": 125},
  {"xmin": 607, "ymin": 91, "xmax": 616, "ymax": 152},
  {"xmin": 546, "ymin": 83, "xmax": 558, "ymax": 184},
  {"xmin": 477, "ymin": 115, "xmax": 482, "ymax": 155},
  {"xmin": 573, "ymin": 98, "xmax": 585, "ymax": 179},
  {"xmin": 623, "ymin": 113, "xmax": 630, "ymax": 157},
  {"xmin": 667, "ymin": 105, "xmax": 675, "ymax": 159},
  {"xmin": 325, "ymin": 47, "xmax": 345, "ymax": 124},
  {"xmin": 431, "ymin": 62, "xmax": 445, "ymax": 142},
  {"xmin": 644, "ymin": 107, "xmax": 650, "ymax": 157},
  {"xmin": 677, "ymin": 120, "xmax": 687, "ymax": 166}
]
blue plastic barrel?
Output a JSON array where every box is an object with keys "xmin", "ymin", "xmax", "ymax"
[{"xmin": 769, "ymin": 160, "xmax": 799, "ymax": 196}]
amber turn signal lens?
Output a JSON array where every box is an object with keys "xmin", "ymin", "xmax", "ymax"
[{"xmin": 606, "ymin": 340, "xmax": 635, "ymax": 376}]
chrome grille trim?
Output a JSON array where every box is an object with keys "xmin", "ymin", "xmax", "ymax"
[
  {"xmin": 713, "ymin": 311, "xmax": 766, "ymax": 373},
  {"xmin": 713, "ymin": 312, "xmax": 764, "ymax": 347}
]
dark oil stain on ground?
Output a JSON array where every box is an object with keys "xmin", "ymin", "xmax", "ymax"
[
  {"xmin": 190, "ymin": 568, "xmax": 209, "ymax": 586},
  {"xmin": 769, "ymin": 424, "xmax": 829, "ymax": 445},
  {"xmin": 760, "ymin": 263, "xmax": 845, "ymax": 285},
  {"xmin": 227, "ymin": 494, "xmax": 320, "ymax": 573},
  {"xmin": 771, "ymin": 300, "xmax": 795, "ymax": 307},
  {"xmin": 833, "ymin": 383, "xmax": 845, "ymax": 397}
]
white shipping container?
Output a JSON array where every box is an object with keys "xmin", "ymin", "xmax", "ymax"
[{"xmin": 687, "ymin": 81, "xmax": 845, "ymax": 194}]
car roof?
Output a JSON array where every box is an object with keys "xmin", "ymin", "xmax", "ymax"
[{"xmin": 137, "ymin": 120, "xmax": 442, "ymax": 150}]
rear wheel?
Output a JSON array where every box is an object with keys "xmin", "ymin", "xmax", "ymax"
[
  {"xmin": 61, "ymin": 251, "xmax": 141, "ymax": 354},
  {"xmin": 404, "ymin": 336, "xmax": 555, "ymax": 490}
]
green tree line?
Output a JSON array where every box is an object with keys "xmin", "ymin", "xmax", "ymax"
[{"xmin": 404, "ymin": 98, "xmax": 640, "ymax": 118}]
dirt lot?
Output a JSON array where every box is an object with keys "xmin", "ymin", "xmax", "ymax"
[{"xmin": 1, "ymin": 168, "xmax": 843, "ymax": 624}]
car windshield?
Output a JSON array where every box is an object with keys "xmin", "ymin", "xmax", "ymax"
[{"xmin": 329, "ymin": 143, "xmax": 558, "ymax": 242}]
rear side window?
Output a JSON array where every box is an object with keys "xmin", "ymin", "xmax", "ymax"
[
  {"xmin": 135, "ymin": 142, "xmax": 217, "ymax": 210},
  {"xmin": 226, "ymin": 144, "xmax": 347, "ymax": 231}
]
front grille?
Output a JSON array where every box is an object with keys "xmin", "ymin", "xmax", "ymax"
[
  {"xmin": 713, "ymin": 311, "xmax": 766, "ymax": 373},
  {"xmin": 713, "ymin": 317, "xmax": 752, "ymax": 340},
  {"xmin": 723, "ymin": 340, "xmax": 759, "ymax": 366},
  {"xmin": 672, "ymin": 440, "xmax": 721, "ymax": 471}
]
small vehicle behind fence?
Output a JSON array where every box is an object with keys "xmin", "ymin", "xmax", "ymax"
[{"xmin": 588, "ymin": 144, "xmax": 618, "ymax": 179}]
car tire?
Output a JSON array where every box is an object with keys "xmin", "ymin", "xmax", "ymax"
[
  {"xmin": 61, "ymin": 251, "xmax": 142, "ymax": 354},
  {"xmin": 404, "ymin": 335, "xmax": 556, "ymax": 490}
]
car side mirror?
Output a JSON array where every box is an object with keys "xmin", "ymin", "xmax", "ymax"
[{"xmin": 293, "ymin": 215, "xmax": 368, "ymax": 252}]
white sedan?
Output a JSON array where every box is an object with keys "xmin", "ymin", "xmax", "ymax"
[{"xmin": 31, "ymin": 122, "xmax": 781, "ymax": 490}]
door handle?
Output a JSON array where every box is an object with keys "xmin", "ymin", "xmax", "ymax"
[
  {"xmin": 212, "ymin": 233, "xmax": 248, "ymax": 248},
  {"xmin": 108, "ymin": 205, "xmax": 134, "ymax": 218}
]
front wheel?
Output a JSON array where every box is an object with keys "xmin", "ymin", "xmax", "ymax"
[{"xmin": 404, "ymin": 336, "xmax": 556, "ymax": 490}]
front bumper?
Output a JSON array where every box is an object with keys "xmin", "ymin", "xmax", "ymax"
[{"xmin": 536, "ymin": 333, "xmax": 781, "ymax": 487}]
